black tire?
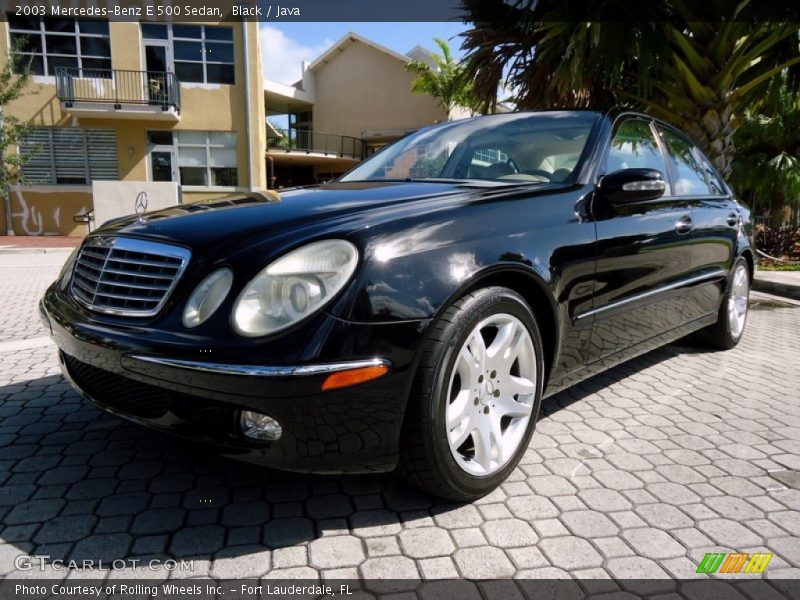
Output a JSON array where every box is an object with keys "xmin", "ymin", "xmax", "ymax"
[
  {"xmin": 396, "ymin": 286, "xmax": 545, "ymax": 501},
  {"xmin": 696, "ymin": 256, "xmax": 750, "ymax": 350}
]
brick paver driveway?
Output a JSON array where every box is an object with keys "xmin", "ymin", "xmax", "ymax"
[{"xmin": 1, "ymin": 252, "xmax": 799, "ymax": 590}]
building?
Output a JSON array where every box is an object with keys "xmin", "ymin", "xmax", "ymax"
[
  {"xmin": 0, "ymin": 16, "xmax": 266, "ymax": 236},
  {"xmin": 266, "ymin": 32, "xmax": 465, "ymax": 188}
]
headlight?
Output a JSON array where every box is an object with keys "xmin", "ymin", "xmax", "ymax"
[
  {"xmin": 232, "ymin": 239, "xmax": 359, "ymax": 337},
  {"xmin": 182, "ymin": 268, "xmax": 233, "ymax": 328},
  {"xmin": 58, "ymin": 247, "xmax": 80, "ymax": 291}
]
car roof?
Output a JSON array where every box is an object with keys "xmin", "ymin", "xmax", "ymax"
[{"xmin": 462, "ymin": 108, "xmax": 676, "ymax": 131}]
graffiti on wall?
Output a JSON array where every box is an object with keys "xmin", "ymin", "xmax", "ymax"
[{"xmin": 10, "ymin": 188, "xmax": 87, "ymax": 236}]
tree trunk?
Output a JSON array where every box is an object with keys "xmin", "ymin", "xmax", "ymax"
[
  {"xmin": 680, "ymin": 102, "xmax": 737, "ymax": 178},
  {"xmin": 2, "ymin": 190, "xmax": 12, "ymax": 236}
]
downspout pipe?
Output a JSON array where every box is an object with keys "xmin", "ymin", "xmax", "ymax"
[
  {"xmin": 267, "ymin": 156, "xmax": 275, "ymax": 190},
  {"xmin": 241, "ymin": 18, "xmax": 254, "ymax": 192}
]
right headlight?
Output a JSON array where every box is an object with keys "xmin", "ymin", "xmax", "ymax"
[{"xmin": 232, "ymin": 239, "xmax": 359, "ymax": 337}]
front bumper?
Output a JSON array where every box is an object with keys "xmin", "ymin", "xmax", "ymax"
[{"xmin": 41, "ymin": 288, "xmax": 428, "ymax": 473}]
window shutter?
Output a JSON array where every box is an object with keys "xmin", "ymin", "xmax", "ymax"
[
  {"xmin": 19, "ymin": 129, "xmax": 55, "ymax": 184},
  {"xmin": 86, "ymin": 129, "xmax": 119, "ymax": 181},
  {"xmin": 19, "ymin": 127, "xmax": 118, "ymax": 184},
  {"xmin": 52, "ymin": 128, "xmax": 87, "ymax": 183}
]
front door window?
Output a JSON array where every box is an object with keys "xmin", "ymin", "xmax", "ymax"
[
  {"xmin": 150, "ymin": 151, "xmax": 175, "ymax": 182},
  {"xmin": 148, "ymin": 131, "xmax": 177, "ymax": 182},
  {"xmin": 605, "ymin": 119, "xmax": 672, "ymax": 195}
]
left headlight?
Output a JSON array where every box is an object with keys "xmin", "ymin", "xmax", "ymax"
[
  {"xmin": 182, "ymin": 268, "xmax": 234, "ymax": 328},
  {"xmin": 58, "ymin": 247, "xmax": 80, "ymax": 291},
  {"xmin": 232, "ymin": 239, "xmax": 359, "ymax": 337}
]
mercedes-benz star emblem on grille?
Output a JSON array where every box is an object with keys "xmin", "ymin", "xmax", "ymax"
[{"xmin": 135, "ymin": 191, "xmax": 149, "ymax": 224}]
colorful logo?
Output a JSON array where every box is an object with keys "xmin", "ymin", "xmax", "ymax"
[{"xmin": 696, "ymin": 552, "xmax": 773, "ymax": 574}]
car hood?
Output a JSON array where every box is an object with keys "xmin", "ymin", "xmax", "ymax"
[{"xmin": 95, "ymin": 181, "xmax": 475, "ymax": 252}]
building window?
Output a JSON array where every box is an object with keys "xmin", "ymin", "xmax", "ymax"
[
  {"xmin": 19, "ymin": 127, "xmax": 119, "ymax": 185},
  {"xmin": 177, "ymin": 131, "xmax": 238, "ymax": 186},
  {"xmin": 8, "ymin": 16, "xmax": 111, "ymax": 77},
  {"xmin": 148, "ymin": 131, "xmax": 238, "ymax": 186},
  {"xmin": 142, "ymin": 24, "xmax": 234, "ymax": 85}
]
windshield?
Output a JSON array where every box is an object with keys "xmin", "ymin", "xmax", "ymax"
[{"xmin": 340, "ymin": 112, "xmax": 600, "ymax": 185}]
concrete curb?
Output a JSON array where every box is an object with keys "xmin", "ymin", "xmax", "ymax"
[
  {"xmin": 753, "ymin": 277, "xmax": 800, "ymax": 302},
  {"xmin": 0, "ymin": 247, "xmax": 74, "ymax": 255},
  {"xmin": 750, "ymin": 290, "xmax": 800, "ymax": 308}
]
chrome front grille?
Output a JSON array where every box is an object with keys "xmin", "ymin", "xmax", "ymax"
[{"xmin": 70, "ymin": 236, "xmax": 191, "ymax": 317}]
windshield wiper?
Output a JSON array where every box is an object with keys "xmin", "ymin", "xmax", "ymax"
[
  {"xmin": 340, "ymin": 177, "xmax": 550, "ymax": 188},
  {"xmin": 403, "ymin": 177, "xmax": 509, "ymax": 187},
  {"xmin": 341, "ymin": 177, "xmax": 473, "ymax": 184}
]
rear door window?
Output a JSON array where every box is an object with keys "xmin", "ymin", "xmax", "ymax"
[
  {"xmin": 697, "ymin": 153, "xmax": 728, "ymax": 196},
  {"xmin": 656, "ymin": 126, "xmax": 712, "ymax": 196}
]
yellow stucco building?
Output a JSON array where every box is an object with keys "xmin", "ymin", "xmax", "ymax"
[{"xmin": 0, "ymin": 16, "xmax": 266, "ymax": 236}]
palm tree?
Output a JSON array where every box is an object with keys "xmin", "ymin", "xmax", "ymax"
[
  {"xmin": 406, "ymin": 38, "xmax": 479, "ymax": 116},
  {"xmin": 459, "ymin": 0, "xmax": 800, "ymax": 175},
  {"xmin": 730, "ymin": 81, "xmax": 800, "ymax": 223}
]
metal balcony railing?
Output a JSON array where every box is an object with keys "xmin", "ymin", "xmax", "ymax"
[
  {"xmin": 55, "ymin": 68, "xmax": 181, "ymax": 113},
  {"xmin": 268, "ymin": 128, "xmax": 364, "ymax": 159}
]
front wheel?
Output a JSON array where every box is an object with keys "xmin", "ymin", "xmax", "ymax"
[
  {"xmin": 697, "ymin": 257, "xmax": 750, "ymax": 350},
  {"xmin": 397, "ymin": 287, "xmax": 544, "ymax": 501}
]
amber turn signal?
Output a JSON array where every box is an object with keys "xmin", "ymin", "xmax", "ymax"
[{"xmin": 321, "ymin": 364, "xmax": 390, "ymax": 391}]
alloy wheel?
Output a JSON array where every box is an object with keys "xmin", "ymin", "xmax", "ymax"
[
  {"xmin": 445, "ymin": 313, "xmax": 537, "ymax": 476},
  {"xmin": 728, "ymin": 264, "xmax": 749, "ymax": 340}
]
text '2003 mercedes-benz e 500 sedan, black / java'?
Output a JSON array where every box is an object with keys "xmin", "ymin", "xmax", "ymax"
[{"xmin": 41, "ymin": 110, "xmax": 752, "ymax": 501}]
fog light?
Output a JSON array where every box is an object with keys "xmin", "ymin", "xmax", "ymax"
[{"xmin": 240, "ymin": 411, "xmax": 282, "ymax": 441}]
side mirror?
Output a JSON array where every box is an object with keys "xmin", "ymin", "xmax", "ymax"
[{"xmin": 598, "ymin": 168, "xmax": 667, "ymax": 204}]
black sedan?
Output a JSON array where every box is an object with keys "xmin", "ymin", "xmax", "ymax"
[{"xmin": 41, "ymin": 110, "xmax": 752, "ymax": 501}]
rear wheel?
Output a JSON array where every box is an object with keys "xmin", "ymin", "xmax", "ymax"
[
  {"xmin": 397, "ymin": 287, "xmax": 544, "ymax": 501},
  {"xmin": 697, "ymin": 257, "xmax": 750, "ymax": 350}
]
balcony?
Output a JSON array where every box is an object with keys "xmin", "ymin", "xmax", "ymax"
[
  {"xmin": 267, "ymin": 128, "xmax": 365, "ymax": 162},
  {"xmin": 55, "ymin": 68, "xmax": 181, "ymax": 121}
]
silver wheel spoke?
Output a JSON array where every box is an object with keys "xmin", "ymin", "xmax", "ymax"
[
  {"xmin": 472, "ymin": 419, "xmax": 494, "ymax": 471},
  {"xmin": 494, "ymin": 392, "xmax": 533, "ymax": 418},
  {"xmin": 447, "ymin": 389, "xmax": 471, "ymax": 429},
  {"xmin": 489, "ymin": 413, "xmax": 505, "ymax": 463},
  {"xmin": 456, "ymin": 345, "xmax": 478, "ymax": 385},
  {"xmin": 503, "ymin": 374, "xmax": 536, "ymax": 398},
  {"xmin": 466, "ymin": 331, "xmax": 487, "ymax": 374},
  {"xmin": 487, "ymin": 321, "xmax": 523, "ymax": 366},
  {"xmin": 449, "ymin": 419, "xmax": 474, "ymax": 450}
]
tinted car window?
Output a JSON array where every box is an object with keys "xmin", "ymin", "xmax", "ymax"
[
  {"xmin": 698, "ymin": 153, "xmax": 727, "ymax": 196},
  {"xmin": 605, "ymin": 120, "xmax": 670, "ymax": 187},
  {"xmin": 340, "ymin": 112, "xmax": 600, "ymax": 184},
  {"xmin": 657, "ymin": 126, "xmax": 711, "ymax": 196}
]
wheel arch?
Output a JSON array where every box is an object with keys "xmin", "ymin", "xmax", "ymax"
[
  {"xmin": 739, "ymin": 248, "xmax": 754, "ymax": 282},
  {"xmin": 438, "ymin": 266, "xmax": 560, "ymax": 382}
]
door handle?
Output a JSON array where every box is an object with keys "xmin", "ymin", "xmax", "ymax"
[
  {"xmin": 675, "ymin": 214, "xmax": 693, "ymax": 234},
  {"xmin": 727, "ymin": 212, "xmax": 739, "ymax": 227}
]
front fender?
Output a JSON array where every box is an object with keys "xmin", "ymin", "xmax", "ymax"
[{"xmin": 324, "ymin": 185, "xmax": 596, "ymax": 337}]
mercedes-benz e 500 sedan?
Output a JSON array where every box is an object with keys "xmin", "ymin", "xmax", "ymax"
[{"xmin": 42, "ymin": 111, "xmax": 752, "ymax": 500}]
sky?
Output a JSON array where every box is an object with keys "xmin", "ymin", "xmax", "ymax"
[{"xmin": 261, "ymin": 22, "xmax": 470, "ymax": 85}]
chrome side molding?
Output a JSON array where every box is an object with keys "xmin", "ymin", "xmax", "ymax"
[
  {"xmin": 127, "ymin": 355, "xmax": 392, "ymax": 377},
  {"xmin": 574, "ymin": 268, "xmax": 726, "ymax": 322}
]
